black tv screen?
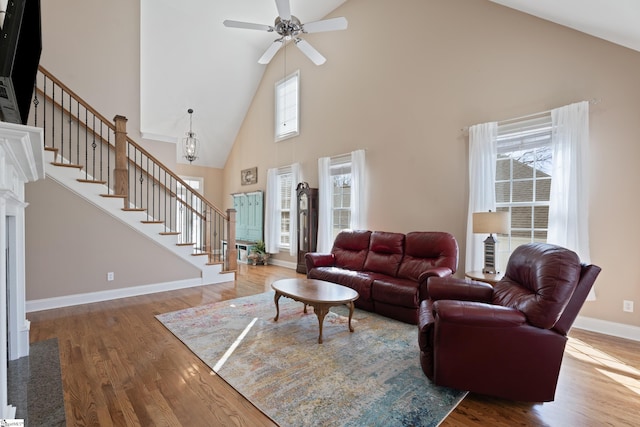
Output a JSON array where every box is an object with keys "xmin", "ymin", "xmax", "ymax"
[{"xmin": 0, "ymin": 0, "xmax": 42, "ymax": 125}]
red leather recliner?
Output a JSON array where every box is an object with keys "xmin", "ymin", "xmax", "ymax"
[{"xmin": 418, "ymin": 243, "xmax": 601, "ymax": 402}]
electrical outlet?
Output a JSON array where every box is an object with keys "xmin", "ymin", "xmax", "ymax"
[
  {"xmin": 623, "ymin": 300, "xmax": 634, "ymax": 313},
  {"xmin": 107, "ymin": 272, "xmax": 114, "ymax": 281}
]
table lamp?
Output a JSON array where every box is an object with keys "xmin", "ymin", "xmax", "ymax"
[{"xmin": 473, "ymin": 210, "xmax": 510, "ymax": 274}]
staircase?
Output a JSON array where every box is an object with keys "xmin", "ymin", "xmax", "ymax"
[{"xmin": 28, "ymin": 66, "xmax": 237, "ymax": 288}]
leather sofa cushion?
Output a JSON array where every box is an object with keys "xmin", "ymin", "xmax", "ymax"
[
  {"xmin": 492, "ymin": 243, "xmax": 581, "ymax": 329},
  {"xmin": 332, "ymin": 230, "xmax": 371, "ymax": 271},
  {"xmin": 397, "ymin": 232, "xmax": 458, "ymax": 281},
  {"xmin": 308, "ymin": 267, "xmax": 379, "ymax": 302},
  {"xmin": 372, "ymin": 277, "xmax": 420, "ymax": 308},
  {"xmin": 363, "ymin": 231, "xmax": 404, "ymax": 277}
]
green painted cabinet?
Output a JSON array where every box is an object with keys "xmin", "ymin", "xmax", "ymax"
[{"xmin": 233, "ymin": 191, "xmax": 263, "ymax": 243}]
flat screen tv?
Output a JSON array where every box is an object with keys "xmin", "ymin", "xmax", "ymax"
[{"xmin": 0, "ymin": 0, "xmax": 42, "ymax": 125}]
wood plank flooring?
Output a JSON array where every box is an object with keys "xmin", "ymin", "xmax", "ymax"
[{"xmin": 28, "ymin": 264, "xmax": 640, "ymax": 426}]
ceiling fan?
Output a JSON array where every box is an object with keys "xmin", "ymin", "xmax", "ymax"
[{"xmin": 223, "ymin": 0, "xmax": 348, "ymax": 65}]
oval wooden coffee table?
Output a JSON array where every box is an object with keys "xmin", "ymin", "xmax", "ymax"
[{"xmin": 271, "ymin": 278, "xmax": 359, "ymax": 344}]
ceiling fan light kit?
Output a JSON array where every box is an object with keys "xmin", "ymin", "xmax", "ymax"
[{"xmin": 223, "ymin": 0, "xmax": 348, "ymax": 66}]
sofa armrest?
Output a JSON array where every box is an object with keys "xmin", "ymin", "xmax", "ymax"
[
  {"xmin": 305, "ymin": 252, "xmax": 335, "ymax": 272},
  {"xmin": 433, "ymin": 300, "xmax": 526, "ymax": 327},
  {"xmin": 427, "ymin": 276, "xmax": 493, "ymax": 302},
  {"xmin": 418, "ymin": 267, "xmax": 453, "ymax": 283}
]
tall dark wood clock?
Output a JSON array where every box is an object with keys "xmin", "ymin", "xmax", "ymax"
[{"xmin": 296, "ymin": 182, "xmax": 318, "ymax": 274}]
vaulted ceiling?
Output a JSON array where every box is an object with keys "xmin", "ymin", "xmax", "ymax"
[{"xmin": 139, "ymin": 0, "xmax": 640, "ymax": 168}]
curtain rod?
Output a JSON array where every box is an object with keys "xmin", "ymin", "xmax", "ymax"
[{"xmin": 461, "ymin": 98, "xmax": 601, "ymax": 134}]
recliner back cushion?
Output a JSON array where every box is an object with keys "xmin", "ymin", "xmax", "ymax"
[
  {"xmin": 331, "ymin": 230, "xmax": 372, "ymax": 270},
  {"xmin": 493, "ymin": 243, "xmax": 581, "ymax": 329},
  {"xmin": 397, "ymin": 232, "xmax": 459, "ymax": 281},
  {"xmin": 363, "ymin": 231, "xmax": 405, "ymax": 276}
]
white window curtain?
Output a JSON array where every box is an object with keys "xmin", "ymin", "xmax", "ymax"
[
  {"xmin": 264, "ymin": 163, "xmax": 301, "ymax": 255},
  {"xmin": 349, "ymin": 149, "xmax": 366, "ymax": 230},
  {"xmin": 548, "ymin": 101, "xmax": 595, "ymax": 300},
  {"xmin": 289, "ymin": 163, "xmax": 301, "ymax": 256},
  {"xmin": 317, "ymin": 149, "xmax": 366, "ymax": 253},
  {"xmin": 317, "ymin": 156, "xmax": 333, "ymax": 253},
  {"xmin": 465, "ymin": 122, "xmax": 498, "ymax": 272},
  {"xmin": 264, "ymin": 167, "xmax": 280, "ymax": 254}
]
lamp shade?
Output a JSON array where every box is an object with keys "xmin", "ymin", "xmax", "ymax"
[{"xmin": 473, "ymin": 211, "xmax": 510, "ymax": 234}]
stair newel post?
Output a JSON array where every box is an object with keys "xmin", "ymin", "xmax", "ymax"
[
  {"xmin": 113, "ymin": 115, "xmax": 128, "ymax": 202},
  {"xmin": 227, "ymin": 208, "xmax": 237, "ymax": 271}
]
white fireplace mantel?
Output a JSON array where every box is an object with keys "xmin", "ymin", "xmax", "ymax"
[{"xmin": 0, "ymin": 121, "xmax": 45, "ymax": 418}]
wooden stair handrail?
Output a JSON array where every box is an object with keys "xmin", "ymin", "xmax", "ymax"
[
  {"xmin": 38, "ymin": 65, "xmax": 227, "ymax": 219},
  {"xmin": 38, "ymin": 65, "xmax": 116, "ymax": 132}
]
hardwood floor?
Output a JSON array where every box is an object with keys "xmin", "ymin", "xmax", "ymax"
[{"xmin": 29, "ymin": 265, "xmax": 640, "ymax": 426}]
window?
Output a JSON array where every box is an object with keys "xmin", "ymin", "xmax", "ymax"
[
  {"xmin": 495, "ymin": 116, "xmax": 552, "ymax": 268},
  {"xmin": 277, "ymin": 171, "xmax": 293, "ymax": 247},
  {"xmin": 177, "ymin": 176, "xmax": 204, "ymax": 249},
  {"xmin": 275, "ymin": 70, "xmax": 299, "ymax": 141},
  {"xmin": 329, "ymin": 156, "xmax": 352, "ymax": 241}
]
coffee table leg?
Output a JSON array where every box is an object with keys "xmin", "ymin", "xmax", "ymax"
[
  {"xmin": 348, "ymin": 301, "xmax": 355, "ymax": 333},
  {"xmin": 273, "ymin": 291, "xmax": 282, "ymax": 321},
  {"xmin": 313, "ymin": 304, "xmax": 329, "ymax": 344}
]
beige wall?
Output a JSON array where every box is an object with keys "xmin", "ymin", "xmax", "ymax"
[
  {"xmin": 31, "ymin": 0, "xmax": 640, "ymax": 329},
  {"xmin": 25, "ymin": 178, "xmax": 200, "ymax": 300},
  {"xmin": 223, "ymin": 0, "xmax": 640, "ymax": 327}
]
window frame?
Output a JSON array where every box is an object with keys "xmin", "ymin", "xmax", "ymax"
[
  {"xmin": 274, "ymin": 69, "xmax": 300, "ymax": 142},
  {"xmin": 329, "ymin": 155, "xmax": 352, "ymax": 241},
  {"xmin": 276, "ymin": 167, "xmax": 293, "ymax": 249},
  {"xmin": 494, "ymin": 116, "xmax": 553, "ymax": 268}
]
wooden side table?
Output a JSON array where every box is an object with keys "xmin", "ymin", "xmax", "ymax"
[{"xmin": 465, "ymin": 270, "xmax": 504, "ymax": 286}]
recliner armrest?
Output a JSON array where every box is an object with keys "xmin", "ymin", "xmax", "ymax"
[
  {"xmin": 433, "ymin": 300, "xmax": 526, "ymax": 327},
  {"xmin": 427, "ymin": 276, "xmax": 493, "ymax": 302}
]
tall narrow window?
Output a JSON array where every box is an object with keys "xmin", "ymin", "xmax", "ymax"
[
  {"xmin": 278, "ymin": 171, "xmax": 293, "ymax": 247},
  {"xmin": 275, "ymin": 70, "xmax": 300, "ymax": 141},
  {"xmin": 330, "ymin": 158, "xmax": 352, "ymax": 241},
  {"xmin": 495, "ymin": 115, "xmax": 552, "ymax": 268}
]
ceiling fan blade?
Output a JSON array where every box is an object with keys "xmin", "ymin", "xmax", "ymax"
[
  {"xmin": 275, "ymin": 0, "xmax": 291, "ymax": 21},
  {"xmin": 294, "ymin": 39, "xmax": 326, "ymax": 65},
  {"xmin": 258, "ymin": 40, "xmax": 284, "ymax": 64},
  {"xmin": 302, "ymin": 17, "xmax": 348, "ymax": 33},
  {"xmin": 223, "ymin": 20, "xmax": 273, "ymax": 32}
]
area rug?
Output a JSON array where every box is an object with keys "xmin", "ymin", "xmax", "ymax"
[{"xmin": 156, "ymin": 291, "xmax": 466, "ymax": 426}]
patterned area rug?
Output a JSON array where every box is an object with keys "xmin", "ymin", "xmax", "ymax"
[{"xmin": 156, "ymin": 291, "xmax": 466, "ymax": 427}]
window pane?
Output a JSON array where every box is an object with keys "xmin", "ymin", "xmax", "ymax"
[
  {"xmin": 275, "ymin": 71, "xmax": 299, "ymax": 140},
  {"xmin": 511, "ymin": 206, "xmax": 532, "ymax": 229},
  {"xmin": 496, "ymin": 157, "xmax": 510, "ymax": 181},
  {"xmin": 533, "ymin": 206, "xmax": 549, "ymax": 229},
  {"xmin": 536, "ymin": 178, "xmax": 551, "ymax": 201},
  {"xmin": 279, "ymin": 172, "xmax": 292, "ymax": 247},
  {"xmin": 512, "ymin": 180, "xmax": 533, "ymax": 202},
  {"xmin": 496, "ymin": 181, "xmax": 510, "ymax": 203}
]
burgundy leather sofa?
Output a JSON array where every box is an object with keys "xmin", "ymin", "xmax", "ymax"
[
  {"xmin": 418, "ymin": 243, "xmax": 601, "ymax": 402},
  {"xmin": 305, "ymin": 229, "xmax": 458, "ymax": 324}
]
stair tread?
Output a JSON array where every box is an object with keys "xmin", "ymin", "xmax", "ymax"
[
  {"xmin": 141, "ymin": 220, "xmax": 163, "ymax": 224},
  {"xmin": 77, "ymin": 179, "xmax": 107, "ymax": 184},
  {"xmin": 51, "ymin": 162, "xmax": 83, "ymax": 169},
  {"xmin": 122, "ymin": 208, "xmax": 146, "ymax": 212},
  {"xmin": 159, "ymin": 232, "xmax": 180, "ymax": 236},
  {"xmin": 100, "ymin": 194, "xmax": 126, "ymax": 198}
]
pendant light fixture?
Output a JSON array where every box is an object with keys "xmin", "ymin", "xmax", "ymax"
[{"xmin": 183, "ymin": 108, "xmax": 199, "ymax": 163}]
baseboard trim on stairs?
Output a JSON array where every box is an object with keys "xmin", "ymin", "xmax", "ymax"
[{"xmin": 26, "ymin": 277, "xmax": 205, "ymax": 313}]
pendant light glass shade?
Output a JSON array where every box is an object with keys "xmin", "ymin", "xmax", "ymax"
[{"xmin": 183, "ymin": 108, "xmax": 199, "ymax": 163}]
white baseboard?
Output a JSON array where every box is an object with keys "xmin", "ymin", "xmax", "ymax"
[
  {"xmin": 26, "ymin": 278, "xmax": 203, "ymax": 313},
  {"xmin": 268, "ymin": 259, "xmax": 297, "ymax": 270},
  {"xmin": 573, "ymin": 316, "xmax": 640, "ymax": 342}
]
